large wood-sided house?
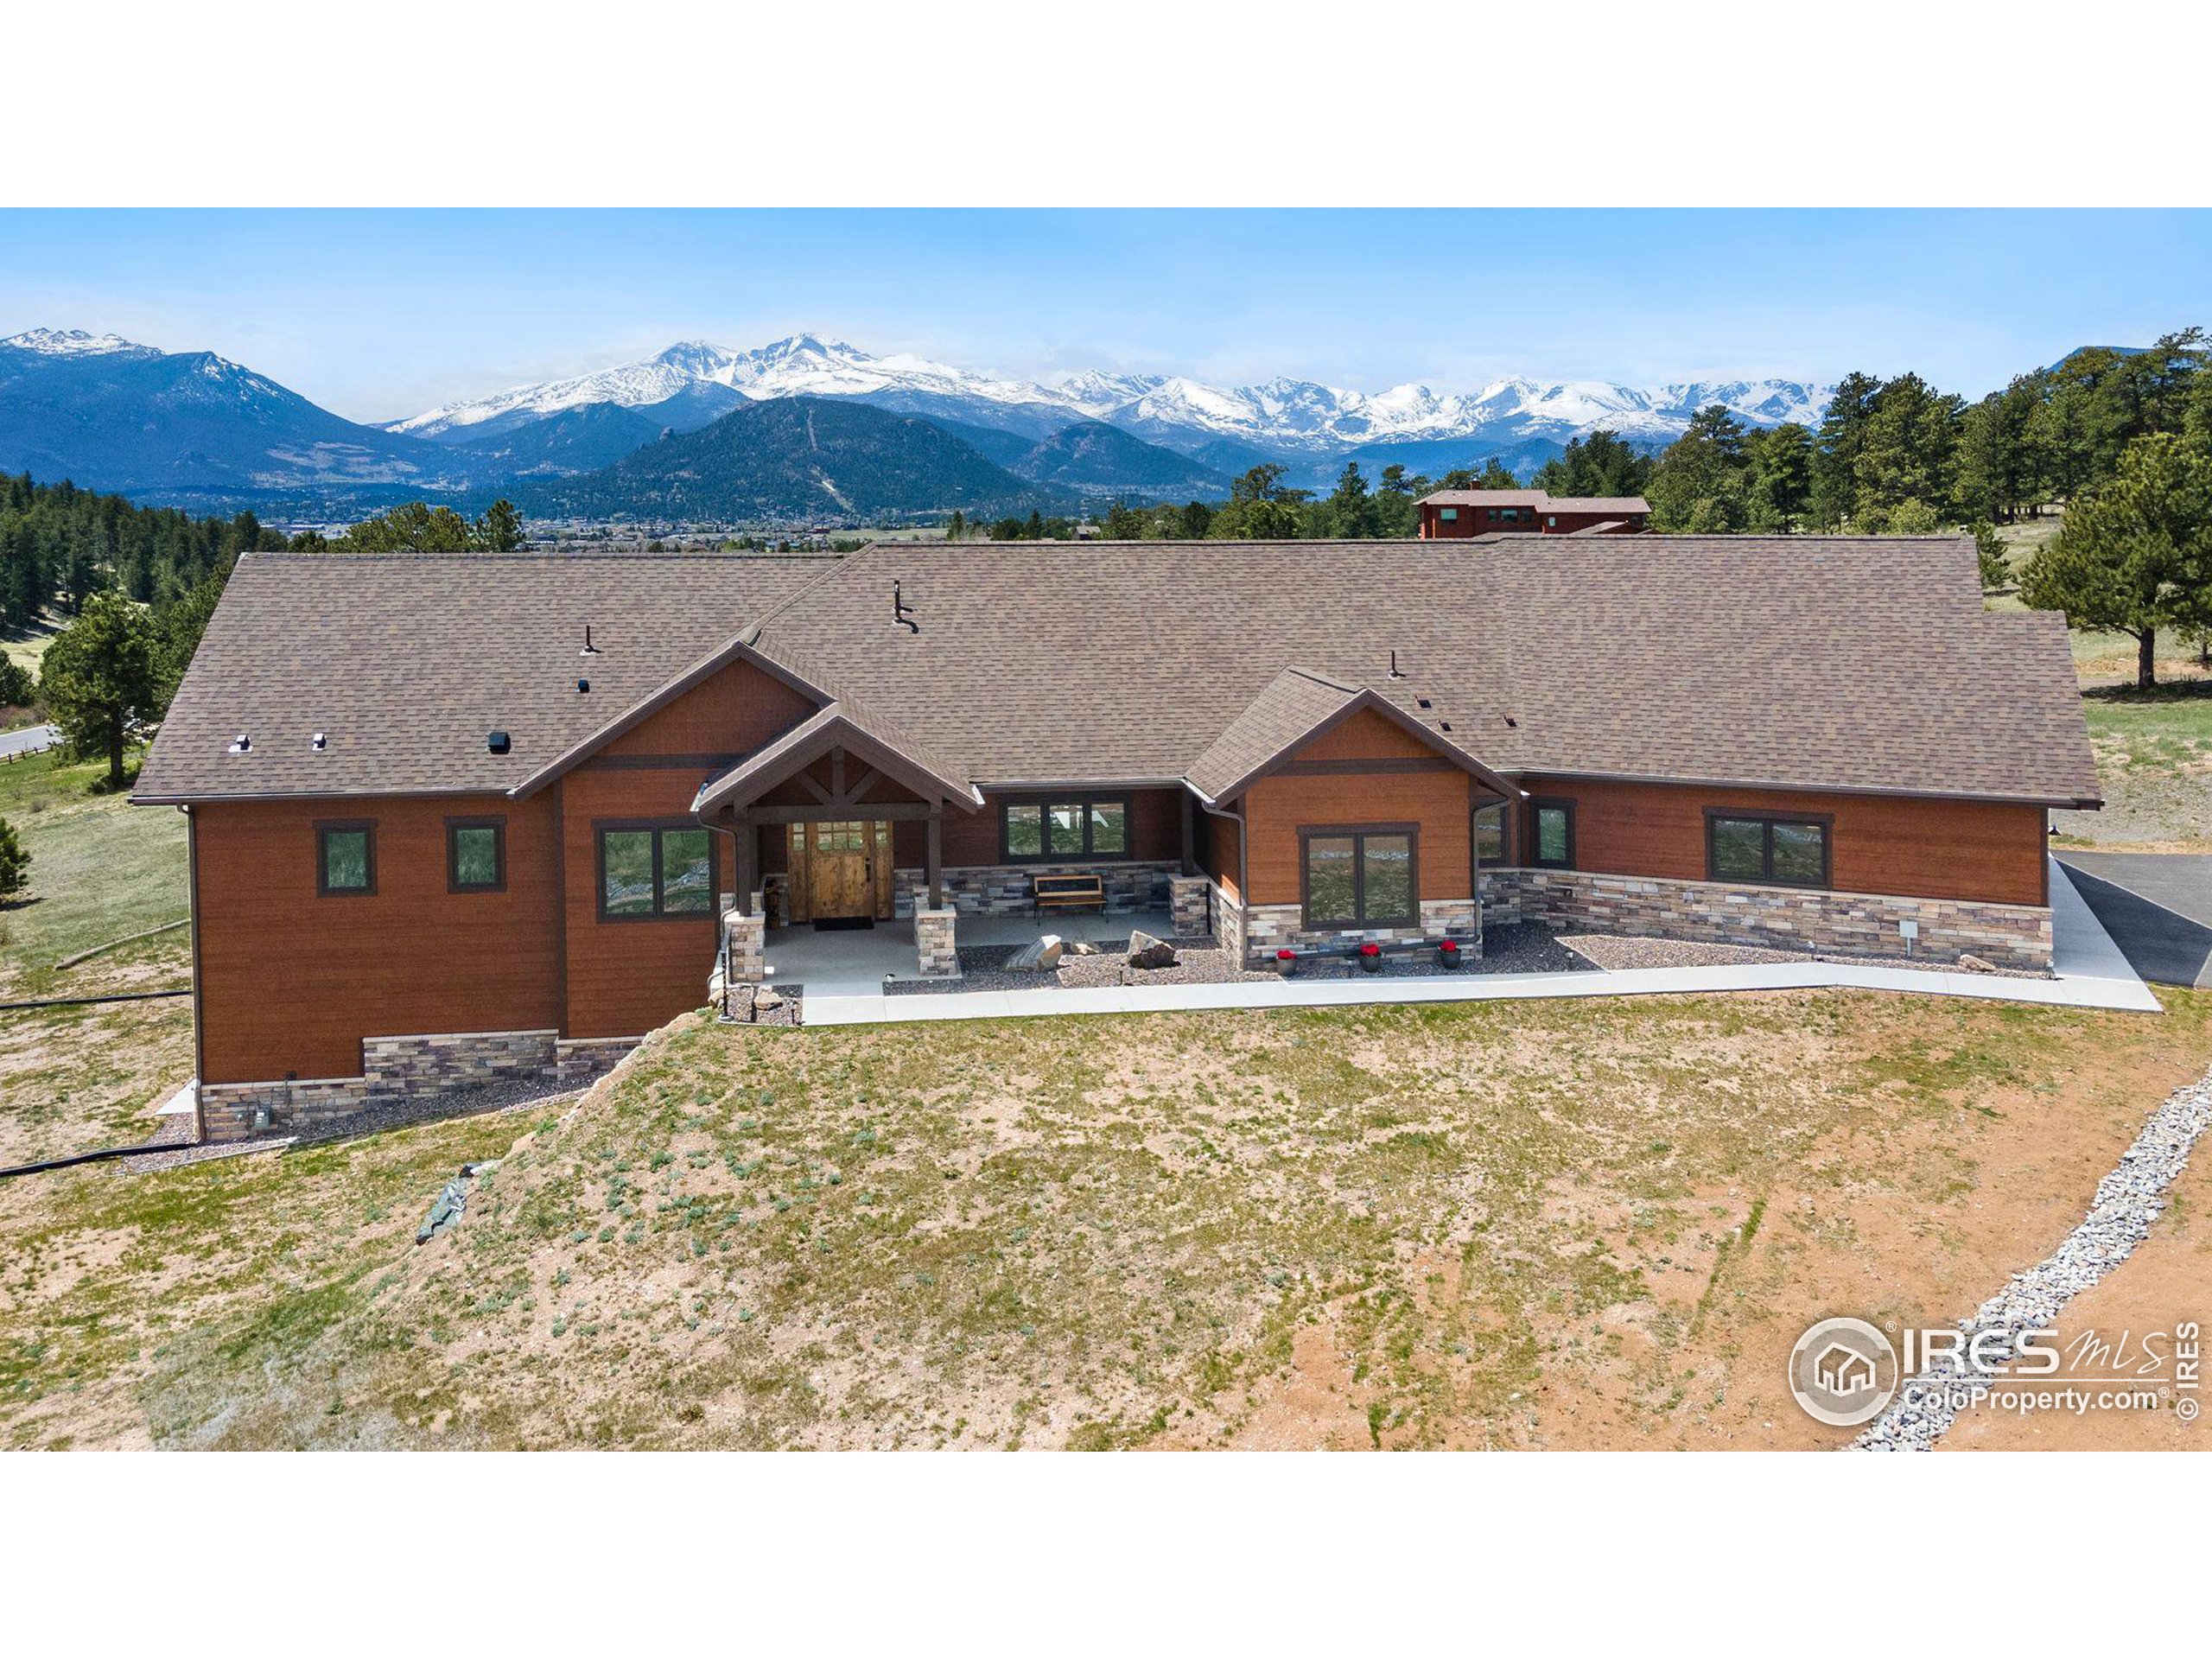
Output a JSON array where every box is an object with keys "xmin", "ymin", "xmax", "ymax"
[{"xmin": 136, "ymin": 533, "xmax": 2100, "ymax": 1140}]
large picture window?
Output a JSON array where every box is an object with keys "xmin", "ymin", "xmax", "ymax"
[
  {"xmin": 317, "ymin": 821, "xmax": 376, "ymax": 896},
  {"xmin": 1300, "ymin": 825, "xmax": 1418, "ymax": 929},
  {"xmin": 597, "ymin": 823, "xmax": 715, "ymax": 919},
  {"xmin": 1001, "ymin": 796, "xmax": 1130, "ymax": 862},
  {"xmin": 1706, "ymin": 811, "xmax": 1831, "ymax": 889}
]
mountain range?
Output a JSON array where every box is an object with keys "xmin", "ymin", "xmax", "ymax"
[{"xmin": 0, "ymin": 326, "xmax": 1833, "ymax": 518}]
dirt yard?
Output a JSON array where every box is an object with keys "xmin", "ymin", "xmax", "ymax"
[{"xmin": 3, "ymin": 987, "xmax": 2208, "ymax": 1451}]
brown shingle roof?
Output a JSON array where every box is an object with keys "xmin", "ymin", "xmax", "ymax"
[
  {"xmin": 747, "ymin": 536, "xmax": 2097, "ymax": 807},
  {"xmin": 1185, "ymin": 667, "xmax": 1514, "ymax": 804},
  {"xmin": 139, "ymin": 535, "xmax": 2102, "ymax": 810},
  {"xmin": 134, "ymin": 551, "xmax": 830, "ymax": 802}
]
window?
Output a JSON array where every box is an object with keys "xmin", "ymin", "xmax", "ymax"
[
  {"xmin": 1529, "ymin": 799, "xmax": 1575, "ymax": 868},
  {"xmin": 1474, "ymin": 802, "xmax": 1510, "ymax": 865},
  {"xmin": 1546, "ymin": 515, "xmax": 1558, "ymax": 529},
  {"xmin": 1000, "ymin": 796, "xmax": 1131, "ymax": 862},
  {"xmin": 1439, "ymin": 506, "xmax": 1459, "ymax": 523},
  {"xmin": 597, "ymin": 823, "xmax": 715, "ymax": 919},
  {"xmin": 1501, "ymin": 507, "xmax": 1523, "ymax": 523},
  {"xmin": 1300, "ymin": 826, "xmax": 1419, "ymax": 929},
  {"xmin": 1706, "ymin": 811, "xmax": 1831, "ymax": 889},
  {"xmin": 317, "ymin": 822, "xmax": 375, "ymax": 896},
  {"xmin": 447, "ymin": 817, "xmax": 505, "ymax": 893}
]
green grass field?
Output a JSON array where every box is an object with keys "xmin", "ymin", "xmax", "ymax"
[{"xmin": 0, "ymin": 746, "xmax": 188, "ymax": 1000}]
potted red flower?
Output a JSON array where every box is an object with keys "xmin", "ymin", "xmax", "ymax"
[
  {"xmin": 1274, "ymin": 947, "xmax": 1299, "ymax": 976},
  {"xmin": 1438, "ymin": 938, "xmax": 1463, "ymax": 969},
  {"xmin": 1357, "ymin": 942, "xmax": 1383, "ymax": 974}
]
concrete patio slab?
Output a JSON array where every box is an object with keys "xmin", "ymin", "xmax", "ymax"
[{"xmin": 798, "ymin": 861, "xmax": 2159, "ymax": 1027}]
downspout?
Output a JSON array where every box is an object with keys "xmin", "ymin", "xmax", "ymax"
[
  {"xmin": 1198, "ymin": 796, "xmax": 1248, "ymax": 959},
  {"xmin": 704, "ymin": 812, "xmax": 741, "ymax": 1013},
  {"xmin": 182, "ymin": 804, "xmax": 207, "ymax": 1145}
]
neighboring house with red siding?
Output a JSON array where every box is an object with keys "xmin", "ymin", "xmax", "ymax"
[
  {"xmin": 136, "ymin": 533, "xmax": 2098, "ymax": 1140},
  {"xmin": 1417, "ymin": 489, "xmax": 1649, "ymax": 537}
]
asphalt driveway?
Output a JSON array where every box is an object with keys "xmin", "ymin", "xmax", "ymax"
[
  {"xmin": 2056, "ymin": 853, "xmax": 2212, "ymax": 988},
  {"xmin": 0, "ymin": 722, "xmax": 55, "ymax": 760}
]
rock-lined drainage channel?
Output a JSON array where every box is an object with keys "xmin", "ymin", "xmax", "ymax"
[{"xmin": 1852, "ymin": 1065, "xmax": 2212, "ymax": 1452}]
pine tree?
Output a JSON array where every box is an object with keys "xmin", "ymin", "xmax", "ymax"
[
  {"xmin": 38, "ymin": 590, "xmax": 159, "ymax": 788},
  {"xmin": 477, "ymin": 499, "xmax": 524, "ymax": 551},
  {"xmin": 2020, "ymin": 433, "xmax": 2212, "ymax": 687},
  {"xmin": 0, "ymin": 815, "xmax": 29, "ymax": 899}
]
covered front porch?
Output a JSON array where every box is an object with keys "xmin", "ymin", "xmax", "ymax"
[{"xmin": 755, "ymin": 905, "xmax": 1179, "ymax": 995}]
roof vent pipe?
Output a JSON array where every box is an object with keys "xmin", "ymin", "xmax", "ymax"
[
  {"xmin": 580, "ymin": 625, "xmax": 601, "ymax": 656},
  {"xmin": 893, "ymin": 581, "xmax": 919, "ymax": 635},
  {"xmin": 1388, "ymin": 651, "xmax": 1406, "ymax": 680}
]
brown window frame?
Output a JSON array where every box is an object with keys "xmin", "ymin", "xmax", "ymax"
[
  {"xmin": 1298, "ymin": 823, "xmax": 1421, "ymax": 930},
  {"xmin": 315, "ymin": 819, "xmax": 377, "ymax": 897},
  {"xmin": 1528, "ymin": 798, "xmax": 1576, "ymax": 869},
  {"xmin": 446, "ymin": 815, "xmax": 507, "ymax": 893},
  {"xmin": 1703, "ymin": 809, "xmax": 1834, "ymax": 890},
  {"xmin": 594, "ymin": 818, "xmax": 719, "ymax": 922},
  {"xmin": 998, "ymin": 793, "xmax": 1132, "ymax": 863}
]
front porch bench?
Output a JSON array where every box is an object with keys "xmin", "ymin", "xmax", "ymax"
[{"xmin": 1033, "ymin": 873, "xmax": 1107, "ymax": 919}]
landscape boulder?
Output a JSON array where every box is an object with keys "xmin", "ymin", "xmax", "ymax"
[
  {"xmin": 1127, "ymin": 930, "xmax": 1179, "ymax": 969},
  {"xmin": 1007, "ymin": 935, "xmax": 1065, "ymax": 972},
  {"xmin": 1956, "ymin": 954, "xmax": 1997, "ymax": 974}
]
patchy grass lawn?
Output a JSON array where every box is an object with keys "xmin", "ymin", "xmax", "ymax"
[
  {"xmin": 4, "ymin": 988, "xmax": 2207, "ymax": 1451},
  {"xmin": 2050, "ymin": 682, "xmax": 2212, "ymax": 849},
  {"xmin": 1, "ymin": 609, "xmax": 60, "ymax": 679},
  {"xmin": 0, "ymin": 746, "xmax": 187, "ymax": 1000}
]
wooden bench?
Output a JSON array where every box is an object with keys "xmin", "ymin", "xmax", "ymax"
[{"xmin": 1033, "ymin": 873, "xmax": 1107, "ymax": 919}]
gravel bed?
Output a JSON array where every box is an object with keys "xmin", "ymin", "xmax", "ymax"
[
  {"xmin": 1851, "ymin": 1065, "xmax": 2212, "ymax": 1452},
  {"xmin": 1560, "ymin": 933, "xmax": 1807, "ymax": 970},
  {"xmin": 723, "ymin": 983, "xmax": 802, "ymax": 1026}
]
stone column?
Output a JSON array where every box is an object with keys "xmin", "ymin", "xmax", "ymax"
[
  {"xmin": 725, "ymin": 907, "xmax": 765, "ymax": 986},
  {"xmin": 916, "ymin": 906, "xmax": 959, "ymax": 977},
  {"xmin": 1168, "ymin": 873, "xmax": 1211, "ymax": 939}
]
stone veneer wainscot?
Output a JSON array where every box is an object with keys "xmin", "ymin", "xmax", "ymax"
[{"xmin": 1478, "ymin": 867, "xmax": 2052, "ymax": 971}]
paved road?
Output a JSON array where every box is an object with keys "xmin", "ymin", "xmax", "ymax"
[
  {"xmin": 2056, "ymin": 853, "xmax": 2212, "ymax": 988},
  {"xmin": 0, "ymin": 722, "xmax": 56, "ymax": 760}
]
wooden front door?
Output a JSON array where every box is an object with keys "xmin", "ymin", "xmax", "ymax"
[{"xmin": 806, "ymin": 820, "xmax": 877, "ymax": 919}]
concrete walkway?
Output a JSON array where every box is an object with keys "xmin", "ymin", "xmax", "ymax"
[
  {"xmin": 799, "ymin": 861, "xmax": 2158, "ymax": 1027},
  {"xmin": 2056, "ymin": 853, "xmax": 2212, "ymax": 988},
  {"xmin": 761, "ymin": 907, "xmax": 1173, "ymax": 996}
]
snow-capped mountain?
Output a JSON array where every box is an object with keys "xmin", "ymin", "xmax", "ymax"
[
  {"xmin": 392, "ymin": 334, "xmax": 1832, "ymax": 457},
  {"xmin": 393, "ymin": 334, "xmax": 1084, "ymax": 441},
  {"xmin": 1, "ymin": 327, "xmax": 470, "ymax": 499},
  {"xmin": 1, "ymin": 327, "xmax": 161, "ymax": 359}
]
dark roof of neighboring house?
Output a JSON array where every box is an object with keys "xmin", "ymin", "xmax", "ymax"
[
  {"xmin": 1414, "ymin": 489, "xmax": 1650, "ymax": 513},
  {"xmin": 137, "ymin": 535, "xmax": 2102, "ymax": 810}
]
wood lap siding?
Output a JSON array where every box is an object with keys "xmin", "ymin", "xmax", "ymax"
[
  {"xmin": 1242, "ymin": 714, "xmax": 1476, "ymax": 907},
  {"xmin": 193, "ymin": 795, "xmax": 563, "ymax": 1084},
  {"xmin": 1516, "ymin": 776, "xmax": 2049, "ymax": 906}
]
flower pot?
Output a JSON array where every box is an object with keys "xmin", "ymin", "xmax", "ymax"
[
  {"xmin": 1274, "ymin": 949, "xmax": 1298, "ymax": 977},
  {"xmin": 1438, "ymin": 940, "xmax": 1463, "ymax": 970},
  {"xmin": 1358, "ymin": 945, "xmax": 1382, "ymax": 975}
]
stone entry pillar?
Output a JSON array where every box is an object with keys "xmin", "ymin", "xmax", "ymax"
[
  {"xmin": 724, "ymin": 907, "xmax": 765, "ymax": 986},
  {"xmin": 916, "ymin": 906, "xmax": 959, "ymax": 977},
  {"xmin": 1168, "ymin": 874, "xmax": 1211, "ymax": 938}
]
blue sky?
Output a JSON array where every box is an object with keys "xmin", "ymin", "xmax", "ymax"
[{"xmin": 2, "ymin": 209, "xmax": 2206, "ymax": 422}]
